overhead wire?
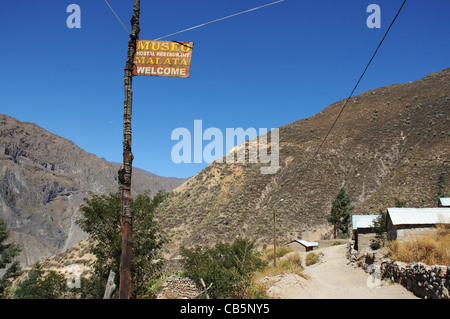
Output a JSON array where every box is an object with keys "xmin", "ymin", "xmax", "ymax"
[
  {"xmin": 102, "ymin": 0, "xmax": 407, "ymax": 177},
  {"xmin": 299, "ymin": 0, "xmax": 407, "ymax": 173},
  {"xmin": 154, "ymin": 0, "xmax": 285, "ymax": 40},
  {"xmin": 104, "ymin": 0, "xmax": 130, "ymax": 34},
  {"xmin": 103, "ymin": 0, "xmax": 285, "ymax": 39}
]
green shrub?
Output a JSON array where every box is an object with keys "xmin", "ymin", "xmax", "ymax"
[
  {"xmin": 77, "ymin": 191, "xmax": 169, "ymax": 298},
  {"xmin": 180, "ymin": 238, "xmax": 266, "ymax": 299},
  {"xmin": 0, "ymin": 218, "xmax": 22, "ymax": 298},
  {"xmin": 14, "ymin": 262, "xmax": 68, "ymax": 299}
]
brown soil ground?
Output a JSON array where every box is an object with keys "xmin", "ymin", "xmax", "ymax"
[{"xmin": 264, "ymin": 244, "xmax": 418, "ymax": 299}]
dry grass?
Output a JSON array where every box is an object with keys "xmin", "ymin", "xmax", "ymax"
[
  {"xmin": 260, "ymin": 246, "xmax": 293, "ymax": 264},
  {"xmin": 256, "ymin": 250, "xmax": 305, "ymax": 278},
  {"xmin": 386, "ymin": 223, "xmax": 450, "ymax": 266},
  {"xmin": 305, "ymin": 252, "xmax": 320, "ymax": 266}
]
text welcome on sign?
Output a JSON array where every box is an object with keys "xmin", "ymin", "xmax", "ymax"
[{"xmin": 133, "ymin": 40, "xmax": 194, "ymax": 78}]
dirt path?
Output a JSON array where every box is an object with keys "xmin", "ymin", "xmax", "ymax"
[{"xmin": 266, "ymin": 244, "xmax": 418, "ymax": 299}]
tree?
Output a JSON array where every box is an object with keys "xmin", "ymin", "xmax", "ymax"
[
  {"xmin": 14, "ymin": 262, "xmax": 68, "ymax": 299},
  {"xmin": 434, "ymin": 171, "xmax": 447, "ymax": 204},
  {"xmin": 76, "ymin": 191, "xmax": 168, "ymax": 298},
  {"xmin": 180, "ymin": 238, "xmax": 266, "ymax": 299},
  {"xmin": 327, "ymin": 187, "xmax": 353, "ymax": 238},
  {"xmin": 371, "ymin": 210, "xmax": 387, "ymax": 248},
  {"xmin": 438, "ymin": 171, "xmax": 446, "ymax": 197},
  {"xmin": 0, "ymin": 218, "xmax": 22, "ymax": 298},
  {"xmin": 393, "ymin": 197, "xmax": 407, "ymax": 208}
]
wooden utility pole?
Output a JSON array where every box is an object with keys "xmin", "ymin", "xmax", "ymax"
[
  {"xmin": 273, "ymin": 198, "xmax": 283, "ymax": 268},
  {"xmin": 273, "ymin": 208, "xmax": 276, "ymax": 267},
  {"xmin": 118, "ymin": 0, "xmax": 140, "ymax": 299}
]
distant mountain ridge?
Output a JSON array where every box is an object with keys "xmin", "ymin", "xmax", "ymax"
[
  {"xmin": 156, "ymin": 68, "xmax": 450, "ymax": 257},
  {"xmin": 0, "ymin": 114, "xmax": 186, "ymax": 267}
]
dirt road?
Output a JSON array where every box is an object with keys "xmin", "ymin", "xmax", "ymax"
[{"xmin": 266, "ymin": 244, "xmax": 418, "ymax": 299}]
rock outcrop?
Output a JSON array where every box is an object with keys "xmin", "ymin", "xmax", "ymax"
[{"xmin": 0, "ymin": 114, "xmax": 185, "ymax": 267}]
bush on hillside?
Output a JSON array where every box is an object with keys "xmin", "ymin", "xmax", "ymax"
[{"xmin": 180, "ymin": 238, "xmax": 266, "ymax": 299}]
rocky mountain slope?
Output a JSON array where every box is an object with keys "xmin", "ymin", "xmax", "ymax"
[
  {"xmin": 0, "ymin": 114, "xmax": 185, "ymax": 267},
  {"xmin": 156, "ymin": 68, "xmax": 450, "ymax": 256}
]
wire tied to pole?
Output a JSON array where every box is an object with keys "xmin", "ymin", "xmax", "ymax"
[
  {"xmin": 104, "ymin": 0, "xmax": 285, "ymax": 39},
  {"xmin": 154, "ymin": 0, "xmax": 285, "ymax": 40},
  {"xmin": 104, "ymin": 0, "xmax": 131, "ymax": 34}
]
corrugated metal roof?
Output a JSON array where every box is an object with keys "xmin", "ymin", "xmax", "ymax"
[
  {"xmin": 387, "ymin": 207, "xmax": 450, "ymax": 226},
  {"xmin": 287, "ymin": 240, "xmax": 318, "ymax": 247},
  {"xmin": 297, "ymin": 240, "xmax": 318, "ymax": 247},
  {"xmin": 440, "ymin": 197, "xmax": 450, "ymax": 207},
  {"xmin": 352, "ymin": 215, "xmax": 379, "ymax": 230}
]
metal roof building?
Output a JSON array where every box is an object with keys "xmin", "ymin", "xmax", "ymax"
[
  {"xmin": 352, "ymin": 215, "xmax": 379, "ymax": 230},
  {"xmin": 285, "ymin": 239, "xmax": 318, "ymax": 252},
  {"xmin": 387, "ymin": 207, "xmax": 450, "ymax": 225},
  {"xmin": 351, "ymin": 215, "xmax": 379, "ymax": 251},
  {"xmin": 386, "ymin": 207, "xmax": 450, "ymax": 240},
  {"xmin": 439, "ymin": 197, "xmax": 450, "ymax": 207}
]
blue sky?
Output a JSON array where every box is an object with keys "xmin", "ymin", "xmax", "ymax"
[{"xmin": 0, "ymin": 0, "xmax": 449, "ymax": 178}]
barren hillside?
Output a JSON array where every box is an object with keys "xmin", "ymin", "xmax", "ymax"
[{"xmin": 156, "ymin": 68, "xmax": 450, "ymax": 256}]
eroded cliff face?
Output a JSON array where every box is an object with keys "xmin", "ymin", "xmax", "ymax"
[{"xmin": 0, "ymin": 114, "xmax": 185, "ymax": 267}]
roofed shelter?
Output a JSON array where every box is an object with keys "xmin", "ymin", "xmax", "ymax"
[
  {"xmin": 285, "ymin": 240, "xmax": 318, "ymax": 252},
  {"xmin": 439, "ymin": 197, "xmax": 450, "ymax": 207},
  {"xmin": 351, "ymin": 215, "xmax": 378, "ymax": 251},
  {"xmin": 386, "ymin": 207, "xmax": 450, "ymax": 241}
]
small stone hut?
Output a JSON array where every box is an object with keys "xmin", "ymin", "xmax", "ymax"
[{"xmin": 386, "ymin": 207, "xmax": 450, "ymax": 241}]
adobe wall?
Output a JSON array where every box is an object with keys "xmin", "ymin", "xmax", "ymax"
[
  {"xmin": 386, "ymin": 217, "xmax": 435, "ymax": 241},
  {"xmin": 355, "ymin": 232, "xmax": 377, "ymax": 251},
  {"xmin": 285, "ymin": 242, "xmax": 307, "ymax": 252},
  {"xmin": 395, "ymin": 226, "xmax": 435, "ymax": 240}
]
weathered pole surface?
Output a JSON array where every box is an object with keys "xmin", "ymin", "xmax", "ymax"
[
  {"xmin": 272, "ymin": 198, "xmax": 282, "ymax": 268},
  {"xmin": 118, "ymin": 0, "xmax": 140, "ymax": 299},
  {"xmin": 273, "ymin": 209, "xmax": 276, "ymax": 268}
]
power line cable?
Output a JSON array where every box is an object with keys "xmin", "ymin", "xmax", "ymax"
[
  {"xmin": 104, "ymin": 0, "xmax": 130, "ymax": 34},
  {"xmin": 300, "ymin": 0, "xmax": 407, "ymax": 172},
  {"xmin": 103, "ymin": 0, "xmax": 285, "ymax": 39},
  {"xmin": 154, "ymin": 0, "xmax": 285, "ymax": 40}
]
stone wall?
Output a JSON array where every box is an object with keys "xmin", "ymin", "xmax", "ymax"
[
  {"xmin": 346, "ymin": 240, "xmax": 375, "ymax": 267},
  {"xmin": 348, "ymin": 240, "xmax": 449, "ymax": 299},
  {"xmin": 347, "ymin": 241, "xmax": 358, "ymax": 263},
  {"xmin": 381, "ymin": 260, "xmax": 449, "ymax": 299},
  {"xmin": 157, "ymin": 276, "xmax": 202, "ymax": 299}
]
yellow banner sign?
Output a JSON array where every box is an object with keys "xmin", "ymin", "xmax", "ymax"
[{"xmin": 133, "ymin": 40, "xmax": 193, "ymax": 78}]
